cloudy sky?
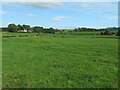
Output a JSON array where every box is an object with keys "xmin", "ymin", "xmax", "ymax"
[{"xmin": 0, "ymin": 2, "xmax": 118, "ymax": 29}]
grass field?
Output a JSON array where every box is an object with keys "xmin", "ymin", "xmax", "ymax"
[
  {"xmin": 2, "ymin": 32, "xmax": 38, "ymax": 36},
  {"xmin": 2, "ymin": 33, "xmax": 118, "ymax": 88},
  {"xmin": 2, "ymin": 30, "xmax": 118, "ymax": 36},
  {"xmin": 68, "ymin": 31, "xmax": 101, "ymax": 34}
]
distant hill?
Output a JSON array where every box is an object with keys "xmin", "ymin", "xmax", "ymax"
[{"xmin": 106, "ymin": 27, "xmax": 119, "ymax": 31}]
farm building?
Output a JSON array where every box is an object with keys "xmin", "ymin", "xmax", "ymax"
[{"xmin": 18, "ymin": 29, "xmax": 32, "ymax": 33}]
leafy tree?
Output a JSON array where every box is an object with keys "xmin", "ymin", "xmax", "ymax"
[
  {"xmin": 74, "ymin": 28, "xmax": 78, "ymax": 32},
  {"xmin": 1, "ymin": 27, "xmax": 8, "ymax": 32},
  {"xmin": 104, "ymin": 30, "xmax": 110, "ymax": 35},
  {"xmin": 17, "ymin": 24, "xmax": 23, "ymax": 30},
  {"xmin": 23, "ymin": 24, "xmax": 30, "ymax": 32},
  {"xmin": 8, "ymin": 24, "xmax": 17, "ymax": 32},
  {"xmin": 100, "ymin": 32, "xmax": 104, "ymax": 35},
  {"xmin": 33, "ymin": 26, "xmax": 43, "ymax": 33},
  {"xmin": 117, "ymin": 30, "xmax": 120, "ymax": 36},
  {"xmin": 43, "ymin": 27, "xmax": 55, "ymax": 34},
  {"xmin": 54, "ymin": 29, "xmax": 60, "ymax": 32},
  {"xmin": 49, "ymin": 27, "xmax": 55, "ymax": 34}
]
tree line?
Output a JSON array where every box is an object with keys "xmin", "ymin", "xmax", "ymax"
[
  {"xmin": 2, "ymin": 23, "xmax": 57, "ymax": 34},
  {"xmin": 1, "ymin": 23, "xmax": 120, "ymax": 36},
  {"xmin": 73, "ymin": 27, "xmax": 120, "ymax": 36}
]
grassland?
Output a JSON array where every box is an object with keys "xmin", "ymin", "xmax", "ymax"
[
  {"xmin": 2, "ymin": 32, "xmax": 118, "ymax": 88},
  {"xmin": 2, "ymin": 32, "xmax": 38, "ymax": 36}
]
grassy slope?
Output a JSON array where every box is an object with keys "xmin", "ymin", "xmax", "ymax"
[{"xmin": 2, "ymin": 36, "xmax": 118, "ymax": 88}]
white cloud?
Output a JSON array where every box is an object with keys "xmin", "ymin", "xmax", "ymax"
[
  {"xmin": 0, "ymin": 11, "xmax": 6, "ymax": 15},
  {"xmin": 52, "ymin": 16, "xmax": 68, "ymax": 21},
  {"xmin": 76, "ymin": 4, "xmax": 95, "ymax": 9},
  {"xmin": 7, "ymin": 22, "xmax": 14, "ymax": 24},
  {"xmin": 25, "ymin": 2, "xmax": 63, "ymax": 9},
  {"xmin": 2, "ymin": 2, "xmax": 63, "ymax": 9},
  {"xmin": 27, "ymin": 14, "xmax": 36, "ymax": 16}
]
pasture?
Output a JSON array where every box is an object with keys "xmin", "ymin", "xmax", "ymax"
[{"xmin": 2, "ymin": 33, "xmax": 118, "ymax": 88}]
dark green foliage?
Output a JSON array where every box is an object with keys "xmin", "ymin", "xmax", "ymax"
[
  {"xmin": 43, "ymin": 28, "xmax": 55, "ymax": 34},
  {"xmin": 54, "ymin": 29, "xmax": 60, "ymax": 32},
  {"xmin": 31, "ymin": 27, "xmax": 55, "ymax": 34},
  {"xmin": 49, "ymin": 27, "xmax": 55, "ymax": 34},
  {"xmin": 103, "ymin": 30, "xmax": 110, "ymax": 35},
  {"xmin": 100, "ymin": 32, "xmax": 104, "ymax": 35},
  {"xmin": 23, "ymin": 25, "xmax": 30, "ymax": 32},
  {"xmin": 1, "ymin": 27, "xmax": 8, "ymax": 32},
  {"xmin": 17, "ymin": 24, "xmax": 23, "ymax": 30},
  {"xmin": 111, "ymin": 32, "xmax": 115, "ymax": 35},
  {"xmin": 32, "ymin": 26, "xmax": 43, "ymax": 33},
  {"xmin": 100, "ymin": 30, "xmax": 111, "ymax": 35},
  {"xmin": 116, "ymin": 30, "xmax": 120, "ymax": 36},
  {"xmin": 73, "ymin": 27, "xmax": 99, "ymax": 32},
  {"xmin": 8, "ymin": 24, "xmax": 17, "ymax": 32}
]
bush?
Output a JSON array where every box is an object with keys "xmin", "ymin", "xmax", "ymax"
[
  {"xmin": 104, "ymin": 30, "xmax": 110, "ymax": 35},
  {"xmin": 116, "ymin": 30, "xmax": 120, "ymax": 36},
  {"xmin": 100, "ymin": 32, "xmax": 104, "ymax": 35}
]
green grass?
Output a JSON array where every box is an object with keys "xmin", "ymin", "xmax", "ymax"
[
  {"xmin": 68, "ymin": 31, "xmax": 118, "ymax": 35},
  {"xmin": 40, "ymin": 33, "xmax": 119, "ymax": 39},
  {"xmin": 2, "ymin": 32, "xmax": 38, "ymax": 36},
  {"xmin": 2, "ymin": 34, "xmax": 118, "ymax": 88},
  {"xmin": 69, "ymin": 31, "xmax": 101, "ymax": 34},
  {"xmin": 2, "ymin": 31, "xmax": 118, "ymax": 37}
]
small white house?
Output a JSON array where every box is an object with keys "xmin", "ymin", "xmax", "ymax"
[
  {"xmin": 18, "ymin": 29, "xmax": 27, "ymax": 32},
  {"xmin": 18, "ymin": 29, "xmax": 32, "ymax": 33}
]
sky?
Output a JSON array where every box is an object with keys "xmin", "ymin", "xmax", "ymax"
[{"xmin": 0, "ymin": 2, "xmax": 118, "ymax": 29}]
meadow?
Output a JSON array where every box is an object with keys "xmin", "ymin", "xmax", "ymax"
[
  {"xmin": 2, "ymin": 32, "xmax": 38, "ymax": 36},
  {"xmin": 2, "ymin": 32, "xmax": 118, "ymax": 88}
]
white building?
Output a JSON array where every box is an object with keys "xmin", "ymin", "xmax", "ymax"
[{"xmin": 18, "ymin": 29, "xmax": 32, "ymax": 33}]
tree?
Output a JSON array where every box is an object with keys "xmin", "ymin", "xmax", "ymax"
[
  {"xmin": 8, "ymin": 24, "xmax": 17, "ymax": 32},
  {"xmin": 33, "ymin": 26, "xmax": 43, "ymax": 33},
  {"xmin": 49, "ymin": 27, "xmax": 55, "ymax": 34},
  {"xmin": 116, "ymin": 30, "xmax": 120, "ymax": 36},
  {"xmin": 1, "ymin": 27, "xmax": 8, "ymax": 32},
  {"xmin": 104, "ymin": 30, "xmax": 110, "ymax": 35},
  {"xmin": 17, "ymin": 24, "xmax": 23, "ymax": 30},
  {"xmin": 100, "ymin": 32, "xmax": 104, "ymax": 35},
  {"xmin": 43, "ymin": 27, "xmax": 55, "ymax": 34},
  {"xmin": 23, "ymin": 24, "xmax": 30, "ymax": 32},
  {"xmin": 74, "ymin": 28, "xmax": 78, "ymax": 32}
]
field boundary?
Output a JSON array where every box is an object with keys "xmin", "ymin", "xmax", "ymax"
[
  {"xmin": 91, "ymin": 37, "xmax": 120, "ymax": 39},
  {"xmin": 2, "ymin": 35, "xmax": 120, "ymax": 39},
  {"xmin": 2, "ymin": 35, "xmax": 40, "ymax": 38}
]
